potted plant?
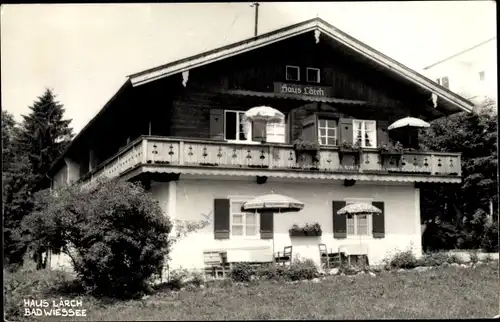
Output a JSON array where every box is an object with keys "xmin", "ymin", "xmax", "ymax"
[
  {"xmin": 303, "ymin": 223, "xmax": 322, "ymax": 236},
  {"xmin": 293, "ymin": 138, "xmax": 321, "ymax": 164},
  {"xmin": 338, "ymin": 140, "xmax": 363, "ymax": 165},
  {"xmin": 379, "ymin": 141, "xmax": 404, "ymax": 166},
  {"xmin": 289, "ymin": 222, "xmax": 322, "ymax": 237}
]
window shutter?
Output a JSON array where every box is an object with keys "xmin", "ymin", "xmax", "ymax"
[
  {"xmin": 210, "ymin": 109, "xmax": 224, "ymax": 140},
  {"xmin": 377, "ymin": 120, "xmax": 389, "ymax": 148},
  {"xmin": 260, "ymin": 211, "xmax": 274, "ymax": 239},
  {"xmin": 338, "ymin": 118, "xmax": 354, "ymax": 145},
  {"xmin": 252, "ymin": 120, "xmax": 267, "ymax": 142},
  {"xmin": 214, "ymin": 199, "xmax": 230, "ymax": 239},
  {"xmin": 333, "ymin": 201, "xmax": 347, "ymax": 239},
  {"xmin": 372, "ymin": 201, "xmax": 385, "ymax": 238},
  {"xmin": 300, "ymin": 113, "xmax": 318, "ymax": 142}
]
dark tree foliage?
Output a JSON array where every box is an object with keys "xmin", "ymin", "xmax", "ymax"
[
  {"xmin": 2, "ymin": 111, "xmax": 36, "ymax": 266},
  {"xmin": 3, "ymin": 89, "xmax": 74, "ymax": 267},
  {"xmin": 419, "ymin": 99, "xmax": 498, "ymax": 251},
  {"xmin": 23, "ymin": 179, "xmax": 173, "ymax": 299},
  {"xmin": 15, "ymin": 89, "xmax": 74, "ymax": 187}
]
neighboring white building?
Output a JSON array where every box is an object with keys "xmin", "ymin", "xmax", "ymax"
[{"xmin": 423, "ymin": 37, "xmax": 497, "ymax": 106}]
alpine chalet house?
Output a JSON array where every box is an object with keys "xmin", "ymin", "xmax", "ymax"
[{"xmin": 48, "ymin": 18, "xmax": 473, "ymax": 273}]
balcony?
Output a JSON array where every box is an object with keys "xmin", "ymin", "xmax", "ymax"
[{"xmin": 81, "ymin": 136, "xmax": 462, "ymax": 187}]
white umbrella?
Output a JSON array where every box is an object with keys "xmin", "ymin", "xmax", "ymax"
[
  {"xmin": 242, "ymin": 192, "xmax": 305, "ymax": 264},
  {"xmin": 243, "ymin": 106, "xmax": 285, "ymax": 142},
  {"xmin": 242, "ymin": 194, "xmax": 304, "ymax": 211},
  {"xmin": 388, "ymin": 117, "xmax": 430, "ymax": 130},
  {"xmin": 337, "ymin": 203, "xmax": 382, "ymax": 215}
]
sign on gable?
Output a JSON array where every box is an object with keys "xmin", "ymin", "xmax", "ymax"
[{"xmin": 274, "ymin": 82, "xmax": 333, "ymax": 97}]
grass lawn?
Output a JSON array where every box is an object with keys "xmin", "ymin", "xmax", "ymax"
[{"xmin": 24, "ymin": 261, "xmax": 499, "ymax": 321}]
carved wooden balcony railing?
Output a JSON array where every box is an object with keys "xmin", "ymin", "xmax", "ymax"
[{"xmin": 81, "ymin": 136, "xmax": 462, "ymax": 187}]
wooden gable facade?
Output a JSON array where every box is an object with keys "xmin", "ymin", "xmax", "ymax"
[{"xmin": 49, "ymin": 19, "xmax": 469, "ymax": 187}]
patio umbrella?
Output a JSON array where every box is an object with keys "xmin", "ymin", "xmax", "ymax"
[
  {"xmin": 388, "ymin": 117, "xmax": 430, "ymax": 130},
  {"xmin": 388, "ymin": 117, "xmax": 430, "ymax": 147},
  {"xmin": 242, "ymin": 192, "xmax": 305, "ymax": 263},
  {"xmin": 337, "ymin": 203, "xmax": 382, "ymax": 246},
  {"xmin": 243, "ymin": 106, "xmax": 285, "ymax": 143}
]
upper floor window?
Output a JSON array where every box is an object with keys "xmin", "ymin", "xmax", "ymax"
[
  {"xmin": 230, "ymin": 198, "xmax": 259, "ymax": 238},
  {"xmin": 318, "ymin": 119, "xmax": 337, "ymax": 145},
  {"xmin": 479, "ymin": 71, "xmax": 485, "ymax": 81},
  {"xmin": 266, "ymin": 119, "xmax": 286, "ymax": 143},
  {"xmin": 286, "ymin": 65, "xmax": 300, "ymax": 81},
  {"xmin": 306, "ymin": 67, "xmax": 320, "ymax": 83},
  {"xmin": 436, "ymin": 76, "xmax": 449, "ymax": 89},
  {"xmin": 224, "ymin": 110, "xmax": 252, "ymax": 143},
  {"xmin": 353, "ymin": 119, "xmax": 376, "ymax": 148}
]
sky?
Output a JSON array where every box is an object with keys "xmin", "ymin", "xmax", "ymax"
[{"xmin": 1, "ymin": 1, "xmax": 497, "ymax": 135}]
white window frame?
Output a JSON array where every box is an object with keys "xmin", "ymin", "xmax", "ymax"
[
  {"xmin": 352, "ymin": 119, "xmax": 377, "ymax": 148},
  {"xmin": 344, "ymin": 198, "xmax": 374, "ymax": 238},
  {"xmin": 229, "ymin": 196, "xmax": 260, "ymax": 239},
  {"xmin": 224, "ymin": 110, "xmax": 255, "ymax": 144},
  {"xmin": 286, "ymin": 65, "xmax": 300, "ymax": 81},
  {"xmin": 306, "ymin": 67, "xmax": 320, "ymax": 83},
  {"xmin": 318, "ymin": 118, "xmax": 337, "ymax": 146}
]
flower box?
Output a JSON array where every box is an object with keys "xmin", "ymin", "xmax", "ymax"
[
  {"xmin": 288, "ymin": 223, "xmax": 322, "ymax": 237},
  {"xmin": 293, "ymin": 138, "xmax": 321, "ymax": 164},
  {"xmin": 339, "ymin": 141, "xmax": 363, "ymax": 166}
]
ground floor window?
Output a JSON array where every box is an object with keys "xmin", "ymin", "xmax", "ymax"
[
  {"xmin": 230, "ymin": 198, "xmax": 260, "ymax": 238},
  {"xmin": 345, "ymin": 198, "xmax": 373, "ymax": 237}
]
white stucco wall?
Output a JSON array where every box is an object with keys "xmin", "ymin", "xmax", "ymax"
[
  {"xmin": 166, "ymin": 177, "xmax": 422, "ymax": 269},
  {"xmin": 50, "ymin": 177, "xmax": 423, "ymax": 271}
]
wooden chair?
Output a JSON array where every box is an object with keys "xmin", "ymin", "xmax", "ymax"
[
  {"xmin": 319, "ymin": 244, "xmax": 343, "ymax": 269},
  {"xmin": 275, "ymin": 246, "xmax": 292, "ymax": 266}
]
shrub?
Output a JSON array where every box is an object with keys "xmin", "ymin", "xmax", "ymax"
[
  {"xmin": 468, "ymin": 251, "xmax": 480, "ymax": 264},
  {"xmin": 168, "ymin": 268, "xmax": 190, "ymax": 289},
  {"xmin": 421, "ymin": 252, "xmax": 451, "ymax": 267},
  {"xmin": 255, "ymin": 263, "xmax": 285, "ymax": 281},
  {"xmin": 283, "ymin": 259, "xmax": 319, "ymax": 281},
  {"xmin": 481, "ymin": 222, "xmax": 499, "ymax": 253},
  {"xmin": 229, "ymin": 263, "xmax": 256, "ymax": 282},
  {"xmin": 447, "ymin": 254, "xmax": 463, "ymax": 264},
  {"xmin": 23, "ymin": 179, "xmax": 173, "ymax": 299},
  {"xmin": 386, "ymin": 250, "xmax": 417, "ymax": 269},
  {"xmin": 4, "ymin": 267, "xmax": 75, "ymax": 321}
]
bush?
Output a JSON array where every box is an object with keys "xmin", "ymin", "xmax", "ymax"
[
  {"xmin": 468, "ymin": 251, "xmax": 480, "ymax": 264},
  {"xmin": 386, "ymin": 250, "xmax": 417, "ymax": 269},
  {"xmin": 23, "ymin": 179, "xmax": 173, "ymax": 299},
  {"xmin": 4, "ymin": 267, "xmax": 75, "ymax": 321},
  {"xmin": 421, "ymin": 252, "xmax": 451, "ymax": 267},
  {"xmin": 283, "ymin": 259, "xmax": 319, "ymax": 281},
  {"xmin": 255, "ymin": 263, "xmax": 285, "ymax": 281},
  {"xmin": 168, "ymin": 268, "xmax": 190, "ymax": 289},
  {"xmin": 481, "ymin": 222, "xmax": 499, "ymax": 253},
  {"xmin": 229, "ymin": 263, "xmax": 257, "ymax": 282}
]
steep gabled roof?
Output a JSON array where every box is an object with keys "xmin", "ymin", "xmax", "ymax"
[{"xmin": 128, "ymin": 17, "xmax": 474, "ymax": 114}]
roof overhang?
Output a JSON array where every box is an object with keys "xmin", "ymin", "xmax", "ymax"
[{"xmin": 128, "ymin": 18, "xmax": 474, "ymax": 115}]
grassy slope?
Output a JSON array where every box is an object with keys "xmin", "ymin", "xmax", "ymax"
[{"xmin": 25, "ymin": 261, "xmax": 499, "ymax": 321}]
